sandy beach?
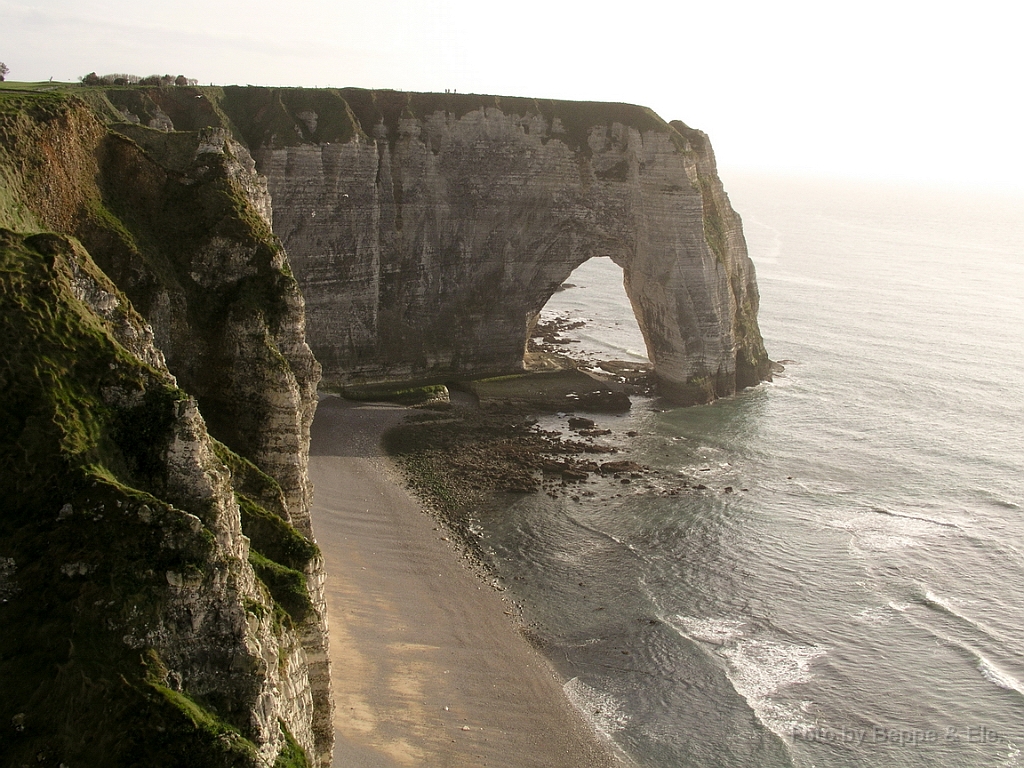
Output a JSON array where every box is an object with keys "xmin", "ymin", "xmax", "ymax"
[{"xmin": 308, "ymin": 396, "xmax": 625, "ymax": 768}]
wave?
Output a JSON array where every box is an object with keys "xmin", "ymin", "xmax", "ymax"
[
  {"xmin": 761, "ymin": 272, "xmax": 837, "ymax": 289},
  {"xmin": 667, "ymin": 615, "xmax": 746, "ymax": 645},
  {"xmin": 563, "ymin": 676, "xmax": 630, "ymax": 736},
  {"xmin": 1003, "ymin": 740, "xmax": 1021, "ymax": 768},
  {"xmin": 869, "ymin": 506, "xmax": 966, "ymax": 529},
  {"xmin": 980, "ymin": 492, "xmax": 1022, "ymax": 512},
  {"xmin": 573, "ymin": 330, "xmax": 648, "ymax": 360},
  {"xmin": 979, "ymin": 655, "xmax": 1024, "ymax": 698},
  {"xmin": 855, "ymin": 605, "xmax": 899, "ymax": 626},
  {"xmin": 917, "ymin": 588, "xmax": 1015, "ymax": 647},
  {"xmin": 902, "ymin": 603, "xmax": 1024, "ymax": 704},
  {"xmin": 558, "ymin": 510, "xmax": 645, "ymax": 560},
  {"xmin": 721, "ymin": 640, "xmax": 826, "ymax": 739},
  {"xmin": 921, "ymin": 589, "xmax": 980, "ymax": 626},
  {"xmin": 664, "ymin": 614, "xmax": 824, "ymax": 740},
  {"xmin": 850, "ymin": 531, "xmax": 920, "ymax": 553},
  {"xmin": 833, "ymin": 504, "xmax": 971, "ymax": 555}
]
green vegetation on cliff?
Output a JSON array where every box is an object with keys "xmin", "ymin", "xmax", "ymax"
[
  {"xmin": 217, "ymin": 442, "xmax": 319, "ymax": 626},
  {"xmin": 0, "ymin": 230, "xmax": 262, "ymax": 765},
  {"xmin": 0, "ymin": 90, "xmax": 316, "ymax": 767},
  {"xmin": 0, "ymin": 88, "xmax": 310, "ymax": 467},
  {"xmin": 216, "ymin": 85, "xmax": 674, "ymax": 156}
]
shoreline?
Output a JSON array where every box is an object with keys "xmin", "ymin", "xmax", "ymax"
[{"xmin": 308, "ymin": 395, "xmax": 627, "ymax": 768}]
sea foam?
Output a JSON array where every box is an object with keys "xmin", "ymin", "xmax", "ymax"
[
  {"xmin": 563, "ymin": 676, "xmax": 630, "ymax": 735},
  {"xmin": 721, "ymin": 640, "xmax": 826, "ymax": 737}
]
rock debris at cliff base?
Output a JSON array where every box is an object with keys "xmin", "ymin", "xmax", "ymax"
[{"xmin": 383, "ymin": 387, "xmax": 735, "ymax": 568}]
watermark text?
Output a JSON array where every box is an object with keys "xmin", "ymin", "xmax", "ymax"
[{"xmin": 791, "ymin": 725, "xmax": 1001, "ymax": 747}]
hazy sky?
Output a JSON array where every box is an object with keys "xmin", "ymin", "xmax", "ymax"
[{"xmin": 3, "ymin": 0, "xmax": 1022, "ymax": 192}]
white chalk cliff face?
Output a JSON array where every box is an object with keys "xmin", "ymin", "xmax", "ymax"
[{"xmin": 246, "ymin": 92, "xmax": 770, "ymax": 404}]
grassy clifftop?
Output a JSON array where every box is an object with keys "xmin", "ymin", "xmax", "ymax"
[
  {"xmin": 1, "ymin": 81, "xmax": 690, "ymax": 154},
  {"xmin": 216, "ymin": 86, "xmax": 676, "ymax": 154}
]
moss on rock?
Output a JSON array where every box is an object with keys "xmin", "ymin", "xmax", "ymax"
[{"xmin": 0, "ymin": 90, "xmax": 327, "ymax": 766}]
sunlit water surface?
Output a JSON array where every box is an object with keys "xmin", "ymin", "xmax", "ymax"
[{"xmin": 469, "ymin": 177, "xmax": 1024, "ymax": 767}]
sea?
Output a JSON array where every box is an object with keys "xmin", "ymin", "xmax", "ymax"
[{"xmin": 467, "ymin": 175, "xmax": 1024, "ymax": 767}]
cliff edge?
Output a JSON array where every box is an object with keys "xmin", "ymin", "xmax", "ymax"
[
  {"xmin": 82, "ymin": 85, "xmax": 771, "ymax": 405},
  {"xmin": 0, "ymin": 92, "xmax": 331, "ymax": 766}
]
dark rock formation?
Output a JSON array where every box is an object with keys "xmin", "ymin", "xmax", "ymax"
[{"xmin": 0, "ymin": 92, "xmax": 330, "ymax": 767}]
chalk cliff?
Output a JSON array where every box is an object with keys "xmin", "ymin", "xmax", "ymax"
[
  {"xmin": 0, "ymin": 93, "xmax": 330, "ymax": 766},
  {"xmin": 219, "ymin": 88, "xmax": 771, "ymax": 404},
  {"xmin": 66, "ymin": 85, "xmax": 770, "ymax": 403},
  {"xmin": 0, "ymin": 81, "xmax": 770, "ymax": 765}
]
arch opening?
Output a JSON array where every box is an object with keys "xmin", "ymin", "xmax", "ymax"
[{"xmin": 526, "ymin": 257, "xmax": 653, "ymax": 390}]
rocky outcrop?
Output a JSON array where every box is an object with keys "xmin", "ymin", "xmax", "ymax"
[
  {"xmin": 0, "ymin": 81, "xmax": 771, "ymax": 766},
  {"xmin": 0, "ymin": 93, "xmax": 331, "ymax": 766},
  {"xmin": 64, "ymin": 85, "xmax": 771, "ymax": 406},
  {"xmin": 93, "ymin": 122, "xmax": 320, "ymax": 536},
  {"xmin": 219, "ymin": 88, "xmax": 771, "ymax": 404}
]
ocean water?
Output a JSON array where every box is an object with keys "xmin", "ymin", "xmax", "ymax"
[{"xmin": 468, "ymin": 176, "xmax": 1024, "ymax": 767}]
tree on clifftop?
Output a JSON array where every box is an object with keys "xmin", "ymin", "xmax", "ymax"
[{"xmin": 0, "ymin": 63, "xmax": 9, "ymax": 82}]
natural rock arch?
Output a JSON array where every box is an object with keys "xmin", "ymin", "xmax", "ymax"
[
  {"xmin": 248, "ymin": 92, "xmax": 770, "ymax": 404},
  {"xmin": 526, "ymin": 256, "xmax": 650, "ymax": 367}
]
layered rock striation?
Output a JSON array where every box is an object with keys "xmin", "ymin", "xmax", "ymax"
[
  {"xmin": 0, "ymin": 80, "xmax": 771, "ymax": 765},
  {"xmin": 219, "ymin": 88, "xmax": 771, "ymax": 404},
  {"xmin": 67, "ymin": 85, "xmax": 770, "ymax": 404}
]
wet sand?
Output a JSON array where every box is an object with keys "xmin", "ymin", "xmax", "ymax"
[{"xmin": 308, "ymin": 396, "xmax": 624, "ymax": 768}]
